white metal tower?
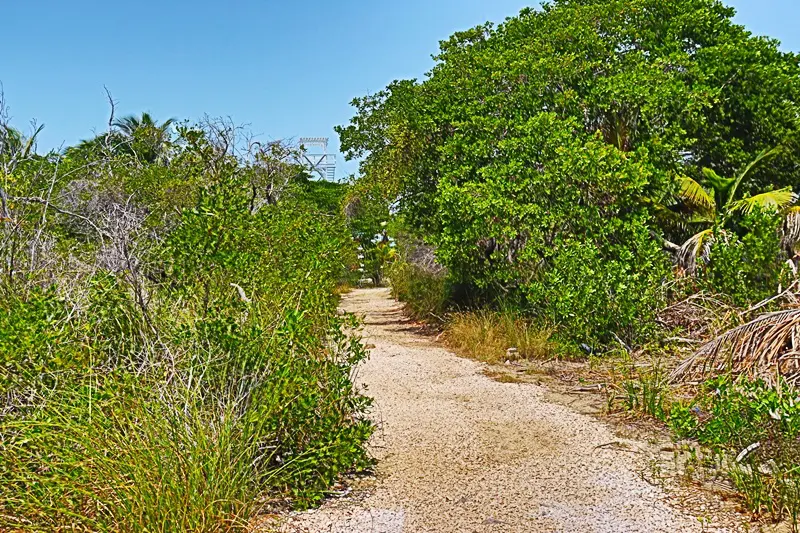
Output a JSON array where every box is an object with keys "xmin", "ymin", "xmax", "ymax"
[{"xmin": 299, "ymin": 137, "xmax": 336, "ymax": 181}]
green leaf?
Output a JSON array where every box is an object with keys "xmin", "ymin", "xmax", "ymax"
[
  {"xmin": 726, "ymin": 146, "xmax": 783, "ymax": 209},
  {"xmin": 678, "ymin": 176, "xmax": 716, "ymax": 215},
  {"xmin": 729, "ymin": 188, "xmax": 797, "ymax": 215}
]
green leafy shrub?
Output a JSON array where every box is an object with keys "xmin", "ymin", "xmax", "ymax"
[
  {"xmin": 338, "ymin": 0, "xmax": 800, "ymax": 349},
  {"xmin": 0, "ymin": 288, "xmax": 79, "ymax": 394},
  {"xmin": 0, "ymin": 118, "xmax": 373, "ymax": 530},
  {"xmin": 0, "ymin": 276, "xmax": 144, "ymax": 396},
  {"xmin": 671, "ymin": 377, "xmax": 800, "ymax": 448},
  {"xmin": 388, "ymin": 260, "xmax": 450, "ymax": 320},
  {"xmin": 700, "ymin": 209, "xmax": 786, "ymax": 306},
  {"xmin": 434, "ymin": 117, "xmax": 670, "ymax": 346},
  {"xmin": 669, "ymin": 377, "xmax": 800, "ymax": 526}
]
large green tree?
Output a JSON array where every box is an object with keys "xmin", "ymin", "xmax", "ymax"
[{"xmin": 338, "ymin": 0, "xmax": 800, "ymax": 344}]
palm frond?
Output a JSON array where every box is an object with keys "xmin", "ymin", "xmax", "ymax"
[
  {"xmin": 650, "ymin": 202, "xmax": 690, "ymax": 232},
  {"xmin": 670, "ymin": 308, "xmax": 800, "ymax": 385},
  {"xmin": 20, "ymin": 124, "xmax": 44, "ymax": 158},
  {"xmin": 784, "ymin": 206, "xmax": 800, "ymax": 253},
  {"xmin": 0, "ymin": 126, "xmax": 23, "ymax": 155},
  {"xmin": 729, "ymin": 187, "xmax": 798, "ymax": 216},
  {"xmin": 677, "ymin": 176, "xmax": 716, "ymax": 214},
  {"xmin": 687, "ymin": 213, "xmax": 716, "ymax": 225},
  {"xmin": 678, "ymin": 228, "xmax": 715, "ymax": 274},
  {"xmin": 726, "ymin": 146, "xmax": 782, "ymax": 209},
  {"xmin": 701, "ymin": 167, "xmax": 734, "ymax": 199},
  {"xmin": 0, "ymin": 124, "xmax": 43, "ymax": 159},
  {"xmin": 113, "ymin": 115, "xmax": 140, "ymax": 135}
]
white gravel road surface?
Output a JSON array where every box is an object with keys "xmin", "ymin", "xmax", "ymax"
[{"xmin": 280, "ymin": 288, "xmax": 736, "ymax": 533}]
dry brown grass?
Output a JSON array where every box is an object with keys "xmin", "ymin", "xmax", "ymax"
[
  {"xmin": 333, "ymin": 282, "xmax": 354, "ymax": 296},
  {"xmin": 444, "ymin": 310, "xmax": 557, "ymax": 363}
]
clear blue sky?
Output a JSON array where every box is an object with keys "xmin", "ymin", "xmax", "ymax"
[{"xmin": 3, "ymin": 0, "xmax": 798, "ymax": 178}]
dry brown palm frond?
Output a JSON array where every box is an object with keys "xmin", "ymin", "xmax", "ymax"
[
  {"xmin": 657, "ymin": 291, "xmax": 738, "ymax": 340},
  {"xmin": 678, "ymin": 228, "xmax": 716, "ymax": 274},
  {"xmin": 784, "ymin": 206, "xmax": 800, "ymax": 253},
  {"xmin": 670, "ymin": 308, "xmax": 800, "ymax": 385}
]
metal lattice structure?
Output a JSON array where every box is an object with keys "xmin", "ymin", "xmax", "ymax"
[{"xmin": 299, "ymin": 137, "xmax": 336, "ymax": 181}]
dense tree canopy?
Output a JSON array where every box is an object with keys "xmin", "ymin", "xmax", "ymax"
[{"xmin": 338, "ymin": 0, "xmax": 800, "ymax": 344}]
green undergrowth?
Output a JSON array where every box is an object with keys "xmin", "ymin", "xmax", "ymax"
[
  {"xmin": 388, "ymin": 260, "xmax": 450, "ymax": 321},
  {"xmin": 669, "ymin": 377, "xmax": 800, "ymax": 527},
  {"xmin": 610, "ymin": 355, "xmax": 800, "ymax": 529},
  {"xmin": 0, "ymin": 121, "xmax": 373, "ymax": 531}
]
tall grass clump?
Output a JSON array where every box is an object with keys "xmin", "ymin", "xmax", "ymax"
[
  {"xmin": 445, "ymin": 309, "xmax": 557, "ymax": 363},
  {"xmin": 0, "ymin": 111, "xmax": 372, "ymax": 531}
]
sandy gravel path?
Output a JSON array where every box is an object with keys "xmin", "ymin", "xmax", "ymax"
[{"xmin": 281, "ymin": 288, "xmax": 731, "ymax": 533}]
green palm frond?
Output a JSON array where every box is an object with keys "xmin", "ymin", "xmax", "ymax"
[
  {"xmin": 0, "ymin": 124, "xmax": 43, "ymax": 159},
  {"xmin": 113, "ymin": 116, "xmax": 138, "ymax": 135},
  {"xmin": 114, "ymin": 114, "xmax": 175, "ymax": 137},
  {"xmin": 140, "ymin": 112, "xmax": 155, "ymax": 126},
  {"xmin": 729, "ymin": 187, "xmax": 798, "ymax": 215},
  {"xmin": 20, "ymin": 124, "xmax": 44, "ymax": 158},
  {"xmin": 159, "ymin": 118, "xmax": 176, "ymax": 133},
  {"xmin": 650, "ymin": 202, "xmax": 687, "ymax": 225},
  {"xmin": 677, "ymin": 176, "xmax": 716, "ymax": 214},
  {"xmin": 726, "ymin": 146, "xmax": 783, "ymax": 207},
  {"xmin": 686, "ymin": 213, "xmax": 716, "ymax": 225},
  {"xmin": 0, "ymin": 126, "xmax": 23, "ymax": 156},
  {"xmin": 700, "ymin": 167, "xmax": 734, "ymax": 198}
]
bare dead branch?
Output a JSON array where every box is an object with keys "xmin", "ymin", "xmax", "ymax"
[{"xmin": 11, "ymin": 195, "xmax": 108, "ymax": 241}]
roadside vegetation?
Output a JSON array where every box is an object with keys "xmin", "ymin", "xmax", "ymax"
[
  {"xmin": 338, "ymin": 0, "xmax": 800, "ymax": 528},
  {"xmin": 0, "ymin": 97, "xmax": 371, "ymax": 531}
]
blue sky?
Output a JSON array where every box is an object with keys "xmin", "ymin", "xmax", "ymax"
[{"xmin": 3, "ymin": 0, "xmax": 798, "ymax": 179}]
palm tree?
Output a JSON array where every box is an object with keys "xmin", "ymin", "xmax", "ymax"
[
  {"xmin": 1, "ymin": 124, "xmax": 43, "ymax": 221},
  {"xmin": 63, "ymin": 131, "xmax": 128, "ymax": 161},
  {"xmin": 672, "ymin": 148, "xmax": 798, "ymax": 272},
  {"xmin": 113, "ymin": 112, "xmax": 172, "ymax": 136},
  {"xmin": 112, "ymin": 112, "xmax": 175, "ymax": 164},
  {"xmin": 0, "ymin": 124, "xmax": 42, "ymax": 162}
]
